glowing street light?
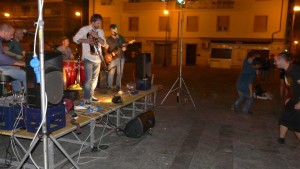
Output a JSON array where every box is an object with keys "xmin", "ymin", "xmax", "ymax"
[
  {"xmin": 177, "ymin": 0, "xmax": 184, "ymax": 4},
  {"xmin": 163, "ymin": 9, "xmax": 169, "ymax": 67},
  {"xmin": 75, "ymin": 11, "xmax": 82, "ymax": 26},
  {"xmin": 291, "ymin": 6, "xmax": 300, "ymax": 54},
  {"xmin": 75, "ymin": 11, "xmax": 81, "ymax": 17},
  {"xmin": 4, "ymin": 13, "xmax": 10, "ymax": 17},
  {"xmin": 163, "ymin": 9, "xmax": 169, "ymax": 15},
  {"xmin": 294, "ymin": 6, "xmax": 300, "ymax": 11}
]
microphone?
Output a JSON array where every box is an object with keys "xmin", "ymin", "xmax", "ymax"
[
  {"xmin": 113, "ymin": 31, "xmax": 118, "ymax": 36},
  {"xmin": 23, "ymin": 29, "xmax": 35, "ymax": 35}
]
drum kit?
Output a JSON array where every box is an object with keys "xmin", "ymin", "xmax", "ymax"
[{"xmin": 62, "ymin": 60, "xmax": 84, "ymax": 90}]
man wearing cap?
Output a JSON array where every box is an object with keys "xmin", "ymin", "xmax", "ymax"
[{"xmin": 57, "ymin": 36, "xmax": 74, "ymax": 60}]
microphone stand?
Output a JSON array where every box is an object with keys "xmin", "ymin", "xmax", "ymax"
[
  {"xmin": 160, "ymin": 3, "xmax": 196, "ymax": 109},
  {"xmin": 17, "ymin": 1, "xmax": 79, "ymax": 168}
]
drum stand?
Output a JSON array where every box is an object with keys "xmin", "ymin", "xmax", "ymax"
[
  {"xmin": 160, "ymin": 3, "xmax": 196, "ymax": 109},
  {"xmin": 17, "ymin": 1, "xmax": 79, "ymax": 168}
]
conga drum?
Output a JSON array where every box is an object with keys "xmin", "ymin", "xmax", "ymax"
[{"xmin": 63, "ymin": 60, "xmax": 78, "ymax": 90}]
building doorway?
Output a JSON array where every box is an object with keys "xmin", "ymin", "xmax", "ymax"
[
  {"xmin": 186, "ymin": 44, "xmax": 197, "ymax": 65},
  {"xmin": 154, "ymin": 43, "xmax": 172, "ymax": 65}
]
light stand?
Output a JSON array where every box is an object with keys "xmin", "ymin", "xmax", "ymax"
[
  {"xmin": 160, "ymin": 1, "xmax": 196, "ymax": 109},
  {"xmin": 17, "ymin": 1, "xmax": 79, "ymax": 168}
]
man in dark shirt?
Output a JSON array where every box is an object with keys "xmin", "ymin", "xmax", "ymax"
[
  {"xmin": 105, "ymin": 24, "xmax": 127, "ymax": 90},
  {"xmin": 275, "ymin": 52, "xmax": 300, "ymax": 144},
  {"xmin": 3, "ymin": 29, "xmax": 25, "ymax": 61},
  {"xmin": 231, "ymin": 50, "xmax": 261, "ymax": 114},
  {"xmin": 0, "ymin": 24, "xmax": 26, "ymax": 94}
]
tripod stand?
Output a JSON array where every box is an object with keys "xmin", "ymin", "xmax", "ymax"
[
  {"xmin": 160, "ymin": 2, "xmax": 196, "ymax": 109},
  {"xmin": 17, "ymin": 1, "xmax": 79, "ymax": 168}
]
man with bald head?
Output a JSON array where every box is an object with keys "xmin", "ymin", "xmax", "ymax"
[
  {"xmin": 0, "ymin": 24, "xmax": 26, "ymax": 94},
  {"xmin": 274, "ymin": 52, "xmax": 300, "ymax": 144},
  {"xmin": 3, "ymin": 29, "xmax": 26, "ymax": 61}
]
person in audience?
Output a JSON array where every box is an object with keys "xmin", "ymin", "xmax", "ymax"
[{"xmin": 274, "ymin": 52, "xmax": 300, "ymax": 144}]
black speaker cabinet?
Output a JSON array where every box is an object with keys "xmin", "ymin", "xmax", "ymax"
[
  {"xmin": 124, "ymin": 110, "xmax": 155, "ymax": 138},
  {"xmin": 135, "ymin": 53, "xmax": 151, "ymax": 79},
  {"xmin": 25, "ymin": 51, "xmax": 64, "ymax": 108}
]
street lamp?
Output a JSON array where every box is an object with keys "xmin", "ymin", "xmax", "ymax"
[
  {"xmin": 295, "ymin": 40, "xmax": 299, "ymax": 53},
  {"xmin": 75, "ymin": 11, "xmax": 82, "ymax": 26},
  {"xmin": 3, "ymin": 13, "xmax": 10, "ymax": 17},
  {"xmin": 290, "ymin": 6, "xmax": 300, "ymax": 54},
  {"xmin": 163, "ymin": 9, "xmax": 169, "ymax": 67}
]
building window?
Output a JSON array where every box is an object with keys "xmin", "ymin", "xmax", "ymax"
[
  {"xmin": 254, "ymin": 15, "xmax": 268, "ymax": 32},
  {"xmin": 187, "ymin": 16, "xmax": 198, "ymax": 32},
  {"xmin": 102, "ymin": 17, "xmax": 111, "ymax": 31},
  {"xmin": 159, "ymin": 17, "xmax": 168, "ymax": 32},
  {"xmin": 101, "ymin": 0, "xmax": 113, "ymax": 5},
  {"xmin": 129, "ymin": 17, "xmax": 139, "ymax": 32},
  {"xmin": 217, "ymin": 16, "xmax": 230, "ymax": 32}
]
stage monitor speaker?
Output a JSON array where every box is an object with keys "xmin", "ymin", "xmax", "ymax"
[
  {"xmin": 25, "ymin": 51, "xmax": 64, "ymax": 108},
  {"xmin": 135, "ymin": 53, "xmax": 151, "ymax": 79},
  {"xmin": 124, "ymin": 110, "xmax": 155, "ymax": 138}
]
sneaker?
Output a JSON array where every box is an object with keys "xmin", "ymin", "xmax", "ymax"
[
  {"xmin": 277, "ymin": 137, "xmax": 285, "ymax": 144},
  {"xmin": 84, "ymin": 100, "xmax": 91, "ymax": 105},
  {"xmin": 92, "ymin": 97, "xmax": 99, "ymax": 102}
]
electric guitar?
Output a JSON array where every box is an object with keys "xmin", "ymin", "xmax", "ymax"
[{"xmin": 104, "ymin": 39, "xmax": 135, "ymax": 65}]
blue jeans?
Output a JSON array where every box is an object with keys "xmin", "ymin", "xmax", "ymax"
[
  {"xmin": 233, "ymin": 90, "xmax": 254, "ymax": 113},
  {"xmin": 83, "ymin": 60, "xmax": 100, "ymax": 100},
  {"xmin": 107, "ymin": 58, "xmax": 125, "ymax": 88},
  {"xmin": 0, "ymin": 66, "xmax": 26, "ymax": 93}
]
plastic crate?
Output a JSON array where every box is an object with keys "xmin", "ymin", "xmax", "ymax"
[
  {"xmin": 0, "ymin": 105, "xmax": 25, "ymax": 130},
  {"xmin": 136, "ymin": 78, "xmax": 151, "ymax": 90},
  {"xmin": 25, "ymin": 104, "xmax": 66, "ymax": 133}
]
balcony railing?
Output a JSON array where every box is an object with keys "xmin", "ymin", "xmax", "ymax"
[{"xmin": 123, "ymin": 0, "xmax": 235, "ymax": 11}]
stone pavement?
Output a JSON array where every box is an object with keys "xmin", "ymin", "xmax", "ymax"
[{"xmin": 1, "ymin": 64, "xmax": 300, "ymax": 169}]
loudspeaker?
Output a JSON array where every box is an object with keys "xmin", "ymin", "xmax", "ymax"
[
  {"xmin": 135, "ymin": 53, "xmax": 151, "ymax": 79},
  {"xmin": 25, "ymin": 51, "xmax": 64, "ymax": 108},
  {"xmin": 124, "ymin": 110, "xmax": 155, "ymax": 138}
]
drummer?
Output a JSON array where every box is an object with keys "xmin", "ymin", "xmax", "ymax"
[{"xmin": 56, "ymin": 36, "xmax": 74, "ymax": 60}]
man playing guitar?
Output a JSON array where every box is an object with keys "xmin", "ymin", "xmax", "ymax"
[{"xmin": 105, "ymin": 24, "xmax": 127, "ymax": 90}]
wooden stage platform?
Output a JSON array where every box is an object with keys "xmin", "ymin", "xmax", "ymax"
[{"xmin": 0, "ymin": 86, "xmax": 157, "ymax": 169}]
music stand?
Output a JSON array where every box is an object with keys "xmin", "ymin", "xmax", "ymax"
[{"xmin": 160, "ymin": 1, "xmax": 196, "ymax": 109}]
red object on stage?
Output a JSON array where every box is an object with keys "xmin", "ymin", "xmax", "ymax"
[
  {"xmin": 63, "ymin": 60, "xmax": 77, "ymax": 89},
  {"xmin": 63, "ymin": 60, "xmax": 85, "ymax": 89}
]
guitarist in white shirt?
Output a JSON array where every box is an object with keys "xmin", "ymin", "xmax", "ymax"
[{"xmin": 105, "ymin": 24, "xmax": 127, "ymax": 90}]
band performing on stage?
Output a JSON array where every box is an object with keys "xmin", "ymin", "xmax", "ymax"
[{"xmin": 0, "ymin": 13, "xmax": 138, "ymax": 104}]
